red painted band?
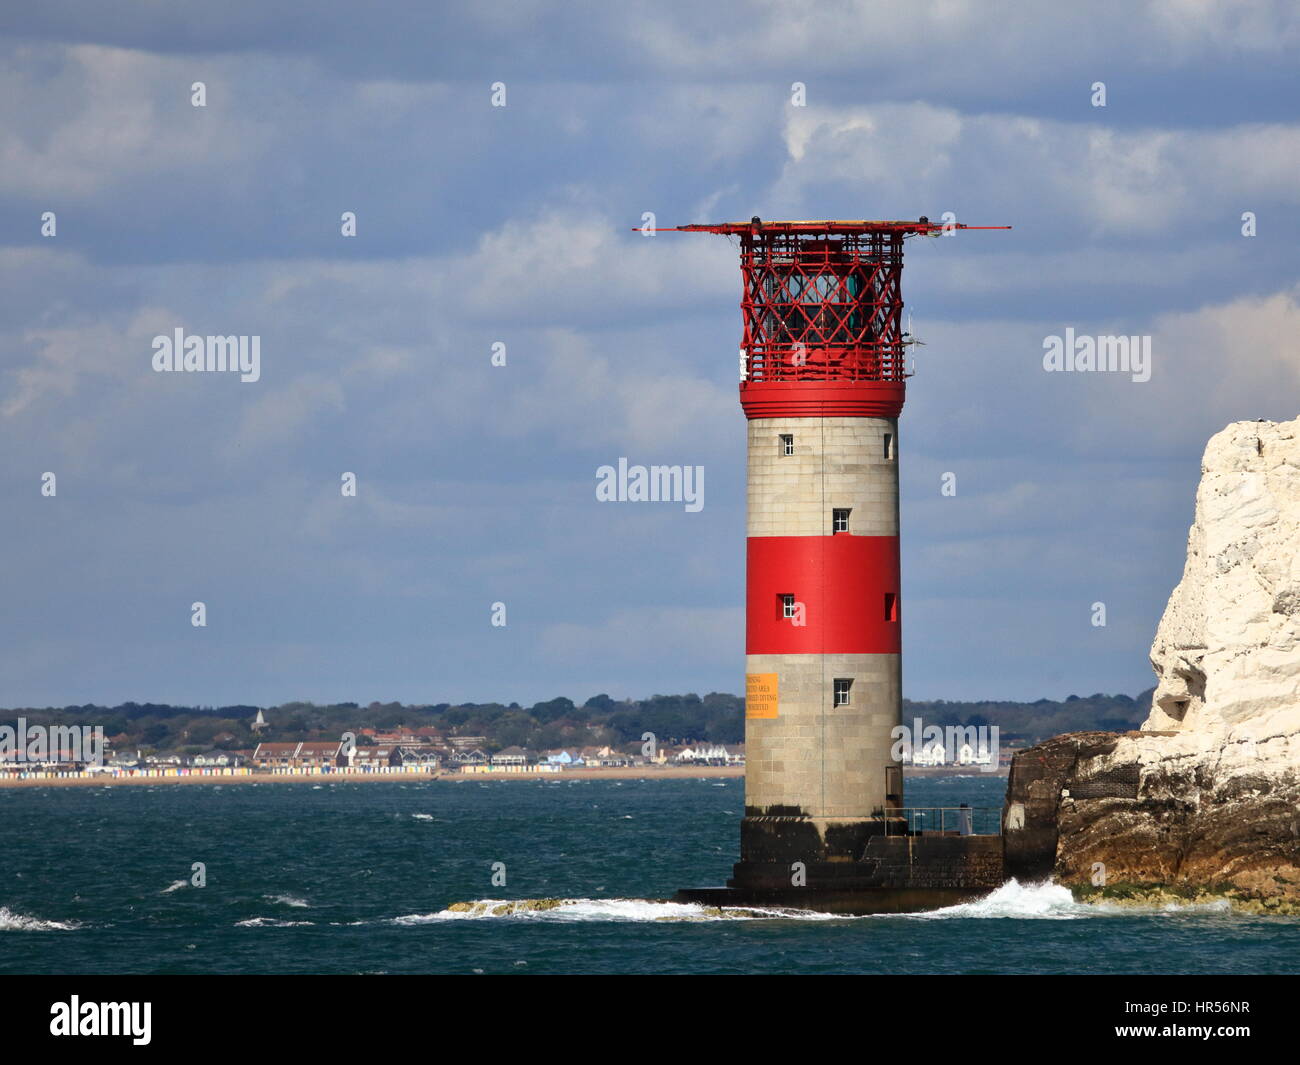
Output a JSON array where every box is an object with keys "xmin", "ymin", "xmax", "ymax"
[
  {"xmin": 747, "ymin": 534, "xmax": 901, "ymax": 655},
  {"xmin": 739, "ymin": 380, "xmax": 906, "ymax": 420}
]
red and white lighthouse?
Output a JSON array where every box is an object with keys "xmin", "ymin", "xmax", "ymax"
[{"xmin": 667, "ymin": 218, "xmax": 1008, "ymax": 882}]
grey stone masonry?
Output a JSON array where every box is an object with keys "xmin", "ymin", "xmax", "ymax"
[
  {"xmin": 745, "ymin": 651, "xmax": 901, "ymax": 818},
  {"xmin": 747, "ymin": 416, "xmax": 899, "ymax": 537},
  {"xmin": 745, "ymin": 415, "xmax": 903, "ymax": 820}
]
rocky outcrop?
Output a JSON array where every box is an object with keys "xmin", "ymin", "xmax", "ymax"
[{"xmin": 1005, "ymin": 418, "xmax": 1300, "ymax": 909}]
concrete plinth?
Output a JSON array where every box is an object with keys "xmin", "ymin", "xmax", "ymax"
[{"xmin": 676, "ymin": 834, "xmax": 1005, "ymax": 915}]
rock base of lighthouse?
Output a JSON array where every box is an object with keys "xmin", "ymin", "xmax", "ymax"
[{"xmin": 675, "ymin": 832, "xmax": 1005, "ymax": 915}]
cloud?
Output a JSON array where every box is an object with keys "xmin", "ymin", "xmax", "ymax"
[
  {"xmin": 0, "ymin": 8, "xmax": 1296, "ymax": 706},
  {"xmin": 0, "ymin": 44, "xmax": 273, "ymax": 199},
  {"xmin": 773, "ymin": 102, "xmax": 1300, "ymax": 235}
]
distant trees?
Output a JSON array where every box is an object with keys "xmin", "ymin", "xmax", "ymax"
[
  {"xmin": 0, "ymin": 689, "xmax": 1152, "ymax": 756},
  {"xmin": 901, "ymin": 689, "xmax": 1152, "ymax": 745}
]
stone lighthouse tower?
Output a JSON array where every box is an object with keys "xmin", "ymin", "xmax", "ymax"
[{"xmin": 668, "ymin": 218, "xmax": 1009, "ymax": 906}]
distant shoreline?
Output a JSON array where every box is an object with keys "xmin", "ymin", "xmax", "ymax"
[
  {"xmin": 0, "ymin": 764, "xmax": 1011, "ymax": 789},
  {"xmin": 0, "ymin": 765, "xmax": 745, "ymax": 789}
]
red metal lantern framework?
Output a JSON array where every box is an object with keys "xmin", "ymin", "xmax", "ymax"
[{"xmin": 660, "ymin": 219, "xmax": 1009, "ymax": 419}]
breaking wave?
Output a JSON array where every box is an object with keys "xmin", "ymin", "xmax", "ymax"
[
  {"xmin": 236, "ymin": 917, "xmax": 314, "ymax": 927},
  {"xmin": 398, "ymin": 883, "xmax": 1243, "ymax": 924},
  {"xmin": 394, "ymin": 898, "xmax": 843, "ymax": 923},
  {"xmin": 915, "ymin": 879, "xmax": 1235, "ymax": 920},
  {"xmin": 912, "ymin": 879, "xmax": 1090, "ymax": 919},
  {"xmin": 263, "ymin": 894, "xmax": 310, "ymax": 908},
  {"xmin": 0, "ymin": 906, "xmax": 80, "ymax": 931}
]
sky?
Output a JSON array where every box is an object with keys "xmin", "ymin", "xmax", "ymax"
[{"xmin": 1, "ymin": 1, "xmax": 1298, "ymax": 709}]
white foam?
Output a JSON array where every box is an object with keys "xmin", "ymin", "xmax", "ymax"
[
  {"xmin": 392, "ymin": 882, "xmax": 1249, "ymax": 925},
  {"xmin": 395, "ymin": 898, "xmax": 844, "ymax": 923},
  {"xmin": 0, "ymin": 906, "xmax": 80, "ymax": 931},
  {"xmin": 161, "ymin": 879, "xmax": 189, "ymax": 894},
  {"xmin": 911, "ymin": 879, "xmax": 1086, "ymax": 919},
  {"xmin": 236, "ymin": 917, "xmax": 314, "ymax": 927},
  {"xmin": 912, "ymin": 879, "xmax": 1238, "ymax": 920},
  {"xmin": 263, "ymin": 894, "xmax": 310, "ymax": 908}
]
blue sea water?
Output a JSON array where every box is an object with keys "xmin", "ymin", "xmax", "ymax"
[{"xmin": 1, "ymin": 775, "xmax": 1296, "ymax": 975}]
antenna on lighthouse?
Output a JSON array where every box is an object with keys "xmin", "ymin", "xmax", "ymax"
[
  {"xmin": 902, "ymin": 312, "xmax": 926, "ymax": 376},
  {"xmin": 902, "ymin": 312, "xmax": 926, "ymax": 348}
]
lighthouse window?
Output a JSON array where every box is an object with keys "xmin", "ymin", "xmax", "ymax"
[
  {"xmin": 832, "ymin": 508, "xmax": 850, "ymax": 533},
  {"xmin": 781, "ymin": 593, "xmax": 796, "ymax": 618},
  {"xmin": 883, "ymin": 432, "xmax": 894, "ymax": 460},
  {"xmin": 833, "ymin": 679, "xmax": 852, "ymax": 706},
  {"xmin": 780, "ymin": 434, "xmax": 794, "ymax": 455},
  {"xmin": 885, "ymin": 593, "xmax": 898, "ymax": 622}
]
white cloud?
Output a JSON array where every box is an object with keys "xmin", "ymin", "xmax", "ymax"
[
  {"xmin": 1074, "ymin": 284, "xmax": 1300, "ymax": 453},
  {"xmin": 772, "ymin": 103, "xmax": 1300, "ymax": 234},
  {"xmin": 454, "ymin": 209, "xmax": 735, "ymax": 324},
  {"xmin": 0, "ymin": 45, "xmax": 274, "ymax": 198},
  {"xmin": 496, "ymin": 328, "xmax": 734, "ymax": 452}
]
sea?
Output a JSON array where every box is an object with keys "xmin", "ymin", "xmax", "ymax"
[{"xmin": 2, "ymin": 775, "xmax": 1296, "ymax": 975}]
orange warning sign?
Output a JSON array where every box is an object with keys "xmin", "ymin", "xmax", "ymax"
[{"xmin": 745, "ymin": 673, "xmax": 779, "ymax": 719}]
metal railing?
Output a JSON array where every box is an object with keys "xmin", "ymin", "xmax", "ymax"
[
  {"xmin": 882, "ymin": 806, "xmax": 1002, "ymax": 837},
  {"xmin": 743, "ymin": 343, "xmax": 906, "ymax": 383}
]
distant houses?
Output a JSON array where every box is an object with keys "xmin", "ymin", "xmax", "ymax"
[
  {"xmin": 672, "ymin": 744, "xmax": 743, "ymax": 766},
  {"xmin": 251, "ymin": 741, "xmax": 345, "ymax": 770},
  {"xmin": 0, "ymin": 748, "xmax": 106, "ymax": 773},
  {"xmin": 468, "ymin": 743, "xmax": 745, "ymax": 773},
  {"xmin": 460, "ymin": 746, "xmax": 560, "ymax": 775},
  {"xmin": 348, "ymin": 745, "xmax": 400, "ymax": 770},
  {"xmin": 359, "ymin": 726, "xmax": 446, "ymax": 748},
  {"xmin": 396, "ymin": 746, "xmax": 443, "ymax": 771},
  {"xmin": 249, "ymin": 740, "xmax": 446, "ymax": 773},
  {"xmin": 905, "ymin": 741, "xmax": 994, "ymax": 769},
  {"xmin": 190, "ymin": 750, "xmax": 246, "ymax": 768},
  {"xmin": 1, "ymin": 711, "xmax": 744, "ymax": 783}
]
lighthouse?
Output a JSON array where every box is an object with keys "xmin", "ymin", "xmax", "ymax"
[{"xmin": 669, "ymin": 218, "xmax": 1010, "ymax": 910}]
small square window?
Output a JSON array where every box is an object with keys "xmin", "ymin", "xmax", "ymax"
[
  {"xmin": 884, "ymin": 593, "xmax": 898, "ymax": 622},
  {"xmin": 883, "ymin": 432, "xmax": 894, "ymax": 460},
  {"xmin": 781, "ymin": 593, "xmax": 796, "ymax": 619},
  {"xmin": 832, "ymin": 508, "xmax": 850, "ymax": 533},
  {"xmin": 833, "ymin": 678, "xmax": 852, "ymax": 706},
  {"xmin": 780, "ymin": 434, "xmax": 794, "ymax": 456}
]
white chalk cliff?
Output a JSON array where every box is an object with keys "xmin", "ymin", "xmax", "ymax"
[
  {"xmin": 1145, "ymin": 418, "xmax": 1300, "ymax": 744},
  {"xmin": 1005, "ymin": 418, "xmax": 1300, "ymax": 907}
]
